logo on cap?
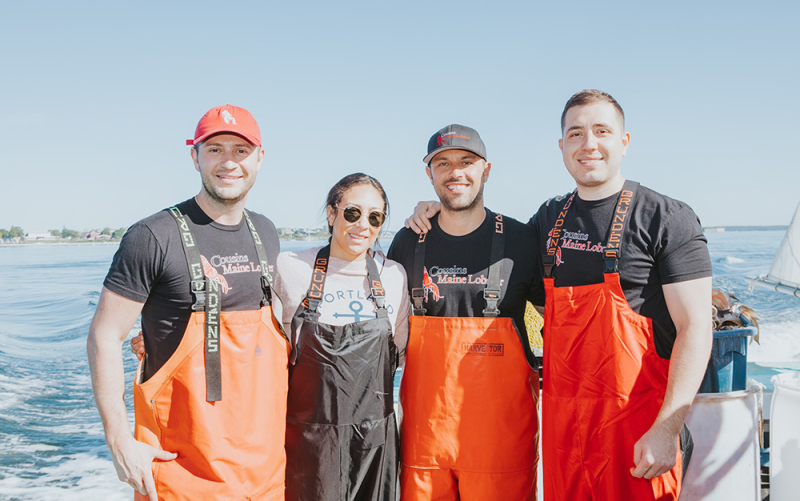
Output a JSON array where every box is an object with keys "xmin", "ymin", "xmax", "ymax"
[
  {"xmin": 437, "ymin": 132, "xmax": 471, "ymax": 146},
  {"xmin": 222, "ymin": 110, "xmax": 237, "ymax": 125},
  {"xmin": 423, "ymin": 124, "xmax": 485, "ymax": 164}
]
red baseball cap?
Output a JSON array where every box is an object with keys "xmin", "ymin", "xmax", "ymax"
[{"xmin": 186, "ymin": 104, "xmax": 261, "ymax": 146}]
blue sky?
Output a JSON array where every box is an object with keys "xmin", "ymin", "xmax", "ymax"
[{"xmin": 1, "ymin": 1, "xmax": 798, "ymax": 232}]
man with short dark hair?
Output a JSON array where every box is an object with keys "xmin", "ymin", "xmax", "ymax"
[
  {"xmin": 87, "ymin": 105, "xmax": 288, "ymax": 501},
  {"xmin": 389, "ymin": 125, "xmax": 540, "ymax": 500},
  {"xmin": 529, "ymin": 89, "xmax": 712, "ymax": 500},
  {"xmin": 404, "ymin": 91, "xmax": 712, "ymax": 500}
]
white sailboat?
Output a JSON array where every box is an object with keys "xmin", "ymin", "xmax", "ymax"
[{"xmin": 751, "ymin": 201, "xmax": 800, "ymax": 298}]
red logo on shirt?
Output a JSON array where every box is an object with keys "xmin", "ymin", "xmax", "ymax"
[
  {"xmin": 545, "ymin": 229, "xmax": 564, "ymax": 266},
  {"xmin": 201, "ymin": 255, "xmax": 231, "ymax": 293},
  {"xmin": 422, "ymin": 266, "xmax": 441, "ymax": 302}
]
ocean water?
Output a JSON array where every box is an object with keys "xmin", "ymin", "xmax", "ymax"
[{"xmin": 0, "ymin": 231, "xmax": 798, "ymax": 500}]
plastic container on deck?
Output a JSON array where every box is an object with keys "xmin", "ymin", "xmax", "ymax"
[
  {"xmin": 769, "ymin": 372, "xmax": 800, "ymax": 500},
  {"xmin": 698, "ymin": 324, "xmax": 757, "ymax": 393},
  {"xmin": 680, "ymin": 379, "xmax": 762, "ymax": 500}
]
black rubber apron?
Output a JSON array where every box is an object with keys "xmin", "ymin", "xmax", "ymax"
[{"xmin": 285, "ymin": 246, "xmax": 399, "ymax": 501}]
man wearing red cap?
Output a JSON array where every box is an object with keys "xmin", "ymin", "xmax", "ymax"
[{"xmin": 88, "ymin": 105, "xmax": 289, "ymax": 501}]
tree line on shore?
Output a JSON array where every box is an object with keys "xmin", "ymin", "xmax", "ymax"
[{"xmin": 0, "ymin": 226, "xmax": 128, "ymax": 241}]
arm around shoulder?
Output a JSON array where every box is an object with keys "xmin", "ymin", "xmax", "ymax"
[{"xmin": 403, "ymin": 201, "xmax": 440, "ymax": 234}]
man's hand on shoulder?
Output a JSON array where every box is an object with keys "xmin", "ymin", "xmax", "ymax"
[
  {"xmin": 404, "ymin": 201, "xmax": 440, "ymax": 234},
  {"xmin": 110, "ymin": 435, "xmax": 177, "ymax": 500}
]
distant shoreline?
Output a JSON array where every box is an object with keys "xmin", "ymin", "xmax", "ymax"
[
  {"xmin": 0, "ymin": 236, "xmax": 369, "ymax": 246},
  {"xmin": 0, "ymin": 241, "xmax": 121, "ymax": 247},
  {"xmin": 703, "ymin": 225, "xmax": 788, "ymax": 232},
  {"xmin": 0, "ymin": 226, "xmax": 785, "ymax": 246}
]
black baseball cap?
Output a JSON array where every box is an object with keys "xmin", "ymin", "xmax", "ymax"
[{"xmin": 423, "ymin": 124, "xmax": 487, "ymax": 164}]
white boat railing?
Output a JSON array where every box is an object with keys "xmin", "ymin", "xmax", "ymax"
[{"xmin": 749, "ymin": 276, "xmax": 800, "ymax": 298}]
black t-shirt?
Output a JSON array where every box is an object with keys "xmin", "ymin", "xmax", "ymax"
[
  {"xmin": 528, "ymin": 184, "xmax": 712, "ymax": 359},
  {"xmin": 104, "ymin": 198, "xmax": 280, "ymax": 381},
  {"xmin": 388, "ymin": 209, "xmax": 539, "ymax": 367}
]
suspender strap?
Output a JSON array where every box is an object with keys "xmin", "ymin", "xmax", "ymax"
[
  {"xmin": 167, "ymin": 206, "xmax": 221, "ymax": 402},
  {"xmin": 243, "ymin": 210, "xmax": 274, "ymax": 306},
  {"xmin": 483, "ymin": 212, "xmax": 505, "ymax": 317},
  {"xmin": 411, "ymin": 212, "xmax": 506, "ymax": 318},
  {"xmin": 304, "ymin": 246, "xmax": 330, "ymax": 313},
  {"xmin": 541, "ymin": 182, "xmax": 640, "ymax": 278},
  {"xmin": 411, "ymin": 232, "xmax": 427, "ymax": 316},
  {"xmin": 291, "ymin": 245, "xmax": 330, "ymax": 365},
  {"xmin": 543, "ymin": 191, "xmax": 577, "ymax": 279},
  {"xmin": 365, "ymin": 253, "xmax": 389, "ymax": 317},
  {"xmin": 168, "ymin": 207, "xmax": 206, "ymax": 310},
  {"xmin": 603, "ymin": 180, "xmax": 639, "ymax": 274},
  {"xmin": 301, "ymin": 245, "xmax": 388, "ymax": 316}
]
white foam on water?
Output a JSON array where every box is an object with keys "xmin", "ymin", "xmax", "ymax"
[
  {"xmin": 724, "ymin": 256, "xmax": 745, "ymax": 264},
  {"xmin": 747, "ymin": 319, "xmax": 800, "ymax": 362},
  {"xmin": 0, "ymin": 451, "xmax": 130, "ymax": 501},
  {"xmin": 1, "ymin": 433, "xmax": 59, "ymax": 454},
  {"xmin": 0, "ymin": 373, "xmax": 49, "ymax": 413}
]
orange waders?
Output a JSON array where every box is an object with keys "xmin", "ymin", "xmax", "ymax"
[
  {"xmin": 541, "ymin": 182, "xmax": 681, "ymax": 501},
  {"xmin": 400, "ymin": 215, "xmax": 539, "ymax": 501},
  {"xmin": 133, "ymin": 208, "xmax": 289, "ymax": 501}
]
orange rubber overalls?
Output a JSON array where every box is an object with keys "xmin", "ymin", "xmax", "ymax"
[
  {"xmin": 400, "ymin": 213, "xmax": 539, "ymax": 500},
  {"xmin": 541, "ymin": 182, "xmax": 681, "ymax": 500},
  {"xmin": 133, "ymin": 208, "xmax": 289, "ymax": 501}
]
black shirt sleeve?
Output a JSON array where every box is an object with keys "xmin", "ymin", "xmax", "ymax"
[
  {"xmin": 654, "ymin": 204, "xmax": 712, "ymax": 285},
  {"xmin": 104, "ymin": 221, "xmax": 164, "ymax": 303}
]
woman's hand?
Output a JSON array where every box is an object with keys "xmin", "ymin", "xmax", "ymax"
[{"xmin": 130, "ymin": 332, "xmax": 145, "ymax": 361}]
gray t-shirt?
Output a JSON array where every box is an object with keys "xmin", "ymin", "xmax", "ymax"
[
  {"xmin": 103, "ymin": 198, "xmax": 280, "ymax": 381},
  {"xmin": 274, "ymin": 247, "xmax": 410, "ymax": 360}
]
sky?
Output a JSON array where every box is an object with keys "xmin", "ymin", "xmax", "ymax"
[{"xmin": 1, "ymin": 0, "xmax": 798, "ymax": 233}]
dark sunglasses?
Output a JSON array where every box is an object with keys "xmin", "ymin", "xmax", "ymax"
[{"xmin": 335, "ymin": 205, "xmax": 386, "ymax": 228}]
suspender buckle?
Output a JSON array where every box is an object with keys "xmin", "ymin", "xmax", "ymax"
[
  {"xmin": 411, "ymin": 288, "xmax": 426, "ymax": 316},
  {"xmin": 260, "ymin": 275, "xmax": 273, "ymax": 306},
  {"xmin": 542, "ymin": 255, "xmax": 555, "ymax": 279},
  {"xmin": 371, "ymin": 289, "xmax": 387, "ymax": 310},
  {"xmin": 191, "ymin": 279, "xmax": 206, "ymax": 310},
  {"xmin": 482, "ymin": 288, "xmax": 501, "ymax": 317},
  {"xmin": 604, "ymin": 249, "xmax": 619, "ymax": 273},
  {"xmin": 306, "ymin": 297, "xmax": 321, "ymax": 313}
]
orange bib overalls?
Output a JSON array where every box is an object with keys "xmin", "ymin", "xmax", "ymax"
[
  {"xmin": 133, "ymin": 208, "xmax": 290, "ymax": 501},
  {"xmin": 541, "ymin": 183, "xmax": 681, "ymax": 500},
  {"xmin": 400, "ymin": 214, "xmax": 539, "ymax": 500}
]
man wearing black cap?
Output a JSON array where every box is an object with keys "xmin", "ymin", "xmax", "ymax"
[{"xmin": 388, "ymin": 125, "xmax": 540, "ymax": 500}]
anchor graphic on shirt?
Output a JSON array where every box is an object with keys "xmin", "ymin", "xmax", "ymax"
[{"xmin": 333, "ymin": 301, "xmax": 376, "ymax": 322}]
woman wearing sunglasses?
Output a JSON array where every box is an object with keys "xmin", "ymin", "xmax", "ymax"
[{"xmin": 275, "ymin": 172, "xmax": 409, "ymax": 501}]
